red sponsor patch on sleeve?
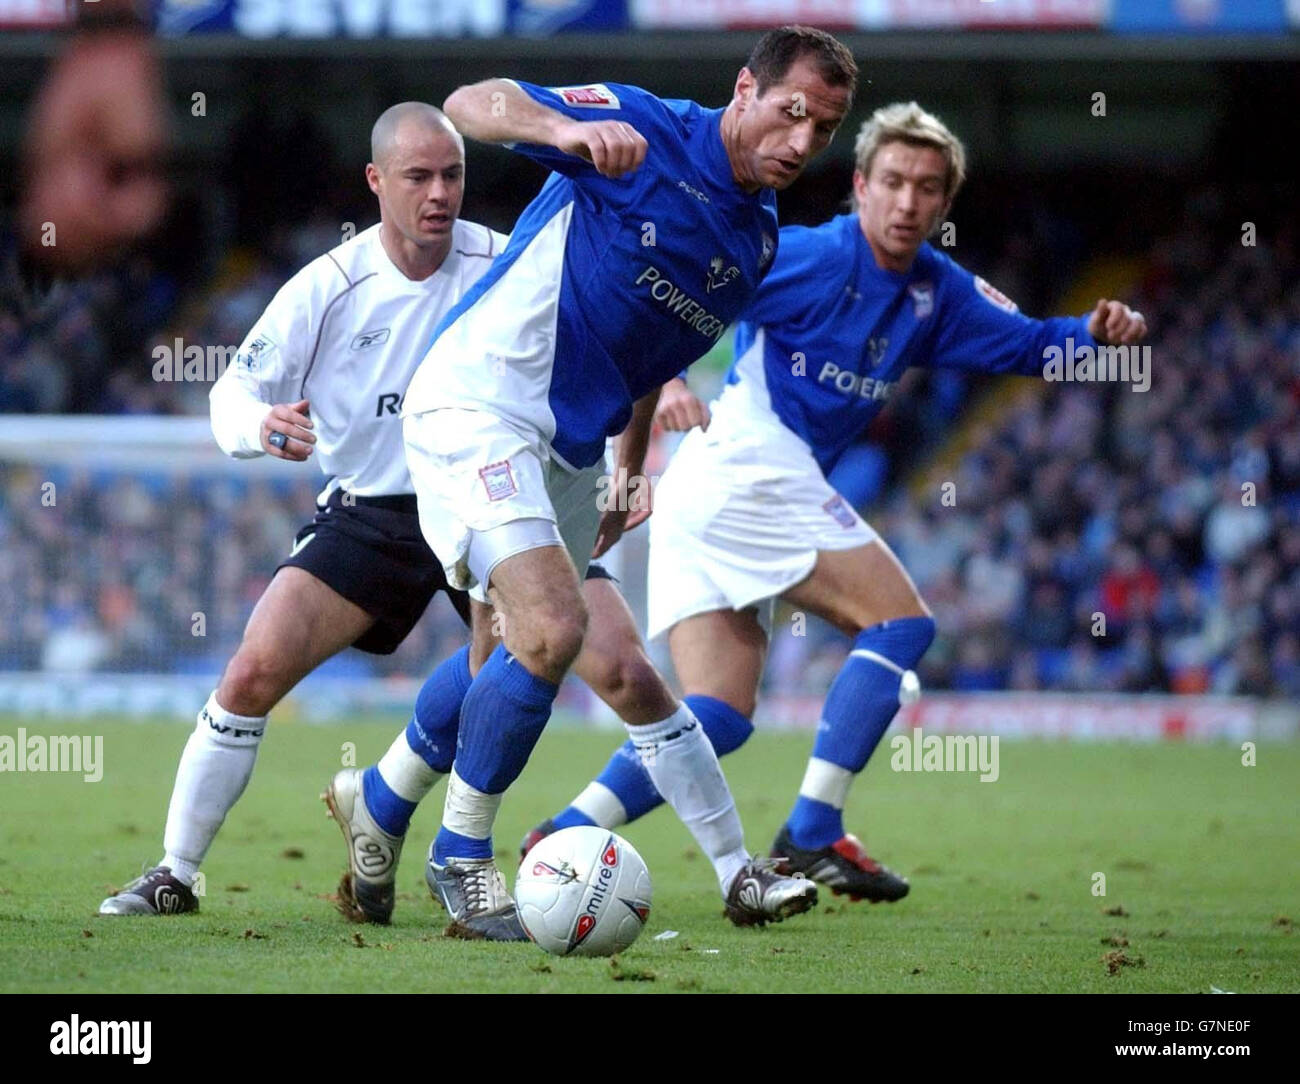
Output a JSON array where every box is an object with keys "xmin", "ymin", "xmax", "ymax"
[
  {"xmin": 552, "ymin": 84, "xmax": 621, "ymax": 110},
  {"xmin": 975, "ymin": 275, "xmax": 1019, "ymax": 314}
]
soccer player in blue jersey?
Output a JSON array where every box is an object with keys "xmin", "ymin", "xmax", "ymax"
[
  {"xmin": 532, "ymin": 101, "xmax": 1148, "ymax": 901},
  {"xmin": 327, "ymin": 27, "xmax": 857, "ymax": 939}
]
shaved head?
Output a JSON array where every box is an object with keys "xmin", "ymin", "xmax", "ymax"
[
  {"xmin": 366, "ymin": 101, "xmax": 466, "ymax": 277},
  {"xmin": 370, "ymin": 102, "xmax": 463, "ymax": 170}
]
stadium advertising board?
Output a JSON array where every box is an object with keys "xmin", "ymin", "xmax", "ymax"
[
  {"xmin": 1111, "ymin": 0, "xmax": 1290, "ymax": 32},
  {"xmin": 1, "ymin": 673, "xmax": 1289, "ymax": 741},
  {"xmin": 152, "ymin": 0, "xmax": 630, "ymax": 36},
  {"xmin": 9, "ymin": 0, "xmax": 1293, "ymax": 33},
  {"xmin": 629, "ymin": 0, "xmax": 1107, "ymax": 30}
]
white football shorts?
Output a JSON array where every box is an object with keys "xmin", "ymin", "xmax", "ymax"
[
  {"xmin": 646, "ymin": 387, "xmax": 878, "ymax": 641},
  {"xmin": 404, "ymin": 407, "xmax": 602, "ymax": 602}
]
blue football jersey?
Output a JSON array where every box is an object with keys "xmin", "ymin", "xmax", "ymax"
[
  {"xmin": 728, "ymin": 213, "xmax": 1095, "ymax": 474},
  {"xmin": 404, "ymin": 81, "xmax": 779, "ymax": 470}
]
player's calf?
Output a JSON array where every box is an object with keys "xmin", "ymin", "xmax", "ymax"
[
  {"xmin": 577, "ymin": 644, "xmax": 672, "ymax": 725},
  {"xmin": 573, "ymin": 575, "xmax": 676, "ymax": 724}
]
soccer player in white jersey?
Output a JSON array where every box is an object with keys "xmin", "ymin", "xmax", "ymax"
[
  {"xmin": 377, "ymin": 27, "xmax": 856, "ymax": 939},
  {"xmin": 534, "ymin": 101, "xmax": 1147, "ymax": 902},
  {"xmin": 97, "ymin": 103, "xmax": 497, "ymax": 915}
]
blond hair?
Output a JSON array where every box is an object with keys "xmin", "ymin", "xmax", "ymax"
[{"xmin": 853, "ymin": 101, "xmax": 967, "ymax": 203}]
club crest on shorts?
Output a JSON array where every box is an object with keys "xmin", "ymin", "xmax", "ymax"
[
  {"xmin": 479, "ymin": 460, "xmax": 518, "ymax": 502},
  {"xmin": 823, "ymin": 494, "xmax": 857, "ymax": 529}
]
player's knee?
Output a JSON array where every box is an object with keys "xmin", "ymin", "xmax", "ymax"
[
  {"xmin": 218, "ymin": 647, "xmax": 290, "ymax": 717},
  {"xmin": 511, "ymin": 600, "xmax": 587, "ymax": 679},
  {"xmin": 530, "ymin": 623, "xmax": 586, "ymax": 678}
]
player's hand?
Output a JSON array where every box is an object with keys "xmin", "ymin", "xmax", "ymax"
[
  {"xmin": 592, "ymin": 507, "xmax": 629, "ymax": 559},
  {"xmin": 1087, "ymin": 299, "xmax": 1147, "ymax": 346},
  {"xmin": 20, "ymin": 32, "xmax": 168, "ymax": 271},
  {"xmin": 261, "ymin": 399, "xmax": 315, "ymax": 461},
  {"xmin": 554, "ymin": 119, "xmax": 647, "ymax": 179},
  {"xmin": 655, "ymin": 378, "xmax": 710, "ymax": 432},
  {"xmin": 623, "ymin": 482, "xmax": 653, "ymax": 534}
]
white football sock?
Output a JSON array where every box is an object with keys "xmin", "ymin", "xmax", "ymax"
[
  {"xmin": 626, "ymin": 704, "xmax": 749, "ymax": 896},
  {"xmin": 441, "ymin": 767, "xmax": 503, "ymax": 848},
  {"xmin": 570, "ymin": 781, "xmax": 628, "ymax": 828},
  {"xmin": 798, "ymin": 757, "xmax": 854, "ymax": 809},
  {"xmin": 161, "ymin": 693, "xmax": 266, "ymax": 885},
  {"xmin": 377, "ymin": 730, "xmax": 444, "ymax": 803}
]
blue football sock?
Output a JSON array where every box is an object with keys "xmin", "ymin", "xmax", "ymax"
[
  {"xmin": 433, "ymin": 826, "xmax": 493, "ymax": 862},
  {"xmin": 358, "ymin": 764, "xmax": 413, "ymax": 831},
  {"xmin": 554, "ymin": 694, "xmax": 755, "ymax": 827},
  {"xmin": 405, "ymin": 645, "xmax": 472, "ymax": 774},
  {"xmin": 550, "ymin": 806, "xmax": 597, "ymax": 830},
  {"xmin": 433, "ymin": 644, "xmax": 557, "ymax": 863},
  {"xmin": 787, "ymin": 616, "xmax": 935, "ymax": 850},
  {"xmin": 592, "ymin": 742, "xmax": 660, "ymax": 821},
  {"xmin": 686, "ymin": 694, "xmax": 756, "ymax": 757},
  {"xmin": 361, "ymin": 765, "xmax": 416, "ymax": 838},
  {"xmin": 362, "ymin": 646, "xmax": 472, "ymax": 836},
  {"xmin": 785, "ymin": 795, "xmax": 843, "ymax": 849}
]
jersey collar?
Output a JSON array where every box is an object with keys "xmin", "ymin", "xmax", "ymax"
[
  {"xmin": 849, "ymin": 214, "xmax": 924, "ymax": 284},
  {"xmin": 372, "ymin": 223, "xmax": 457, "ymax": 289},
  {"xmin": 697, "ymin": 107, "xmax": 742, "ymax": 197}
]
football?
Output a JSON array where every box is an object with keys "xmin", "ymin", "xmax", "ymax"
[{"xmin": 516, "ymin": 827, "xmax": 653, "ymax": 957}]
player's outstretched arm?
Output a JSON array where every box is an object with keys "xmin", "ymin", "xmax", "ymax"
[
  {"xmin": 927, "ymin": 267, "xmax": 1150, "ymax": 378},
  {"xmin": 443, "ymin": 79, "xmax": 647, "ymax": 179}
]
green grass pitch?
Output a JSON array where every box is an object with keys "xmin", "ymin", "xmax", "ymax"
[{"xmin": 1, "ymin": 716, "xmax": 1296, "ymax": 993}]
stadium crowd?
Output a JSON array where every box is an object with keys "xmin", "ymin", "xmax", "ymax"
[
  {"xmin": 0, "ymin": 465, "xmax": 474, "ymax": 682},
  {"xmin": 1, "ymin": 183, "xmax": 1296, "ymax": 700}
]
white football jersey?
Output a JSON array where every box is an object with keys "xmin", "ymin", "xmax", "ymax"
[{"xmin": 210, "ymin": 220, "xmax": 506, "ymax": 498}]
